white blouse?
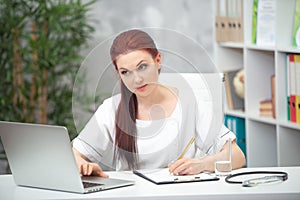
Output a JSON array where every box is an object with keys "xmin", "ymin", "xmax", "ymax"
[{"xmin": 72, "ymin": 87, "xmax": 235, "ymax": 171}]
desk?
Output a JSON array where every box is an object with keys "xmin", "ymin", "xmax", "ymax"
[{"xmin": 0, "ymin": 167, "xmax": 299, "ymax": 200}]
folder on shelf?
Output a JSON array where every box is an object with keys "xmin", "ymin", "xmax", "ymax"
[
  {"xmin": 133, "ymin": 168, "xmax": 219, "ymax": 185},
  {"xmin": 226, "ymin": 0, "xmax": 235, "ymax": 42},
  {"xmin": 215, "ymin": 0, "xmax": 223, "ymax": 42},
  {"xmin": 224, "ymin": 115, "xmax": 246, "ymax": 156},
  {"xmin": 215, "ymin": 0, "xmax": 243, "ymax": 43},
  {"xmin": 287, "ymin": 54, "xmax": 291, "ymax": 121},
  {"xmin": 289, "ymin": 54, "xmax": 296, "ymax": 123},
  {"xmin": 236, "ymin": 0, "xmax": 244, "ymax": 42},
  {"xmin": 215, "ymin": 0, "xmax": 227, "ymax": 42},
  {"xmin": 287, "ymin": 96, "xmax": 291, "ymax": 121},
  {"xmin": 290, "ymin": 95, "xmax": 296, "ymax": 122},
  {"xmin": 295, "ymin": 54, "xmax": 300, "ymax": 124},
  {"xmin": 229, "ymin": 0, "xmax": 243, "ymax": 42},
  {"xmin": 296, "ymin": 96, "xmax": 300, "ymax": 124}
]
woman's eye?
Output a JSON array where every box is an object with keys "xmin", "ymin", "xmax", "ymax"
[
  {"xmin": 138, "ymin": 64, "xmax": 147, "ymax": 71},
  {"xmin": 121, "ymin": 70, "xmax": 129, "ymax": 75}
]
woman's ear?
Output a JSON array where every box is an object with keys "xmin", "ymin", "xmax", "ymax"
[
  {"xmin": 155, "ymin": 53, "xmax": 162, "ymax": 65},
  {"xmin": 155, "ymin": 53, "xmax": 162, "ymax": 71}
]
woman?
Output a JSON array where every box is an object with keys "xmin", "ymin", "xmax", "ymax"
[{"xmin": 72, "ymin": 29, "xmax": 246, "ymax": 177}]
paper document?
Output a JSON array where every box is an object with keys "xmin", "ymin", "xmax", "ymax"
[{"xmin": 133, "ymin": 168, "xmax": 219, "ymax": 184}]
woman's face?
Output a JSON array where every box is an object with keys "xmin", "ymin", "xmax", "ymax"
[{"xmin": 116, "ymin": 49, "xmax": 161, "ymax": 97}]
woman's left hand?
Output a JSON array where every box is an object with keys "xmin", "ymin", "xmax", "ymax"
[{"xmin": 168, "ymin": 157, "xmax": 209, "ymax": 175}]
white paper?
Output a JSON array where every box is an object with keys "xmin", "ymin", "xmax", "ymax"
[
  {"xmin": 134, "ymin": 168, "xmax": 217, "ymax": 183},
  {"xmin": 256, "ymin": 0, "xmax": 276, "ymax": 46}
]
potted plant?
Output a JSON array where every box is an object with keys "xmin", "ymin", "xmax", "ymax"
[{"xmin": 0, "ymin": 0, "xmax": 96, "ymax": 174}]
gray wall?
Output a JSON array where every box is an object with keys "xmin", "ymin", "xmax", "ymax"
[
  {"xmin": 75, "ymin": 0, "xmax": 215, "ymax": 111},
  {"xmin": 72, "ymin": 0, "xmax": 215, "ymax": 131}
]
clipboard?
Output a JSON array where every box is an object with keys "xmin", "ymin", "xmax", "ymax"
[{"xmin": 133, "ymin": 168, "xmax": 219, "ymax": 185}]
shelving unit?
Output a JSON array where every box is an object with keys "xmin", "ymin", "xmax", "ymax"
[{"xmin": 214, "ymin": 0, "xmax": 300, "ymax": 167}]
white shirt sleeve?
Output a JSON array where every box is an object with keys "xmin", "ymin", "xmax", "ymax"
[
  {"xmin": 195, "ymin": 99, "xmax": 236, "ymax": 155},
  {"xmin": 72, "ymin": 96, "xmax": 118, "ymax": 170}
]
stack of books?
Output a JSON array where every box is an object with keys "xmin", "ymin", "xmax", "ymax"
[{"xmin": 259, "ymin": 99, "xmax": 273, "ymax": 117}]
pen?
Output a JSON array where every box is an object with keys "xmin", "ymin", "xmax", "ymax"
[
  {"xmin": 169, "ymin": 137, "xmax": 196, "ymax": 175},
  {"xmin": 177, "ymin": 137, "xmax": 196, "ymax": 160}
]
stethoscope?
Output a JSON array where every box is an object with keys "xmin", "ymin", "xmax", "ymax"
[{"xmin": 225, "ymin": 171, "xmax": 288, "ymax": 187}]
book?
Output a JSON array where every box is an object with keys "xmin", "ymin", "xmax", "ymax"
[
  {"xmin": 259, "ymin": 99, "xmax": 273, "ymax": 117},
  {"xmin": 224, "ymin": 69, "xmax": 244, "ymax": 110},
  {"xmin": 259, "ymin": 99, "xmax": 272, "ymax": 110},
  {"xmin": 292, "ymin": 0, "xmax": 300, "ymax": 47},
  {"xmin": 133, "ymin": 168, "xmax": 219, "ymax": 185},
  {"xmin": 259, "ymin": 109, "xmax": 273, "ymax": 117},
  {"xmin": 271, "ymin": 75, "xmax": 276, "ymax": 119}
]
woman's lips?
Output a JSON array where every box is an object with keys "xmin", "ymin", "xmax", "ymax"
[{"xmin": 136, "ymin": 84, "xmax": 147, "ymax": 90}]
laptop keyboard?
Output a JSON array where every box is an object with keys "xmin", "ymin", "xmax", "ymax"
[{"xmin": 82, "ymin": 181, "xmax": 103, "ymax": 188}]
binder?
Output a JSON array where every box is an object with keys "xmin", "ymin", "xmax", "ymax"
[
  {"xmin": 133, "ymin": 168, "xmax": 219, "ymax": 185},
  {"xmin": 215, "ymin": 0, "xmax": 228, "ymax": 42},
  {"xmin": 287, "ymin": 54, "xmax": 291, "ymax": 121},
  {"xmin": 215, "ymin": 0, "xmax": 243, "ymax": 43},
  {"xmin": 295, "ymin": 54, "xmax": 300, "ymax": 124},
  {"xmin": 290, "ymin": 95, "xmax": 296, "ymax": 122},
  {"xmin": 229, "ymin": 0, "xmax": 243, "ymax": 42},
  {"xmin": 223, "ymin": 0, "xmax": 231, "ymax": 42},
  {"xmin": 215, "ymin": 0, "xmax": 223, "ymax": 42},
  {"xmin": 289, "ymin": 54, "xmax": 296, "ymax": 122},
  {"xmin": 236, "ymin": 0, "xmax": 244, "ymax": 42},
  {"xmin": 224, "ymin": 115, "xmax": 246, "ymax": 156},
  {"xmin": 227, "ymin": 0, "xmax": 235, "ymax": 42}
]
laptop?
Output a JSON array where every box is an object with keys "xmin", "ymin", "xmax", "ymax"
[{"xmin": 0, "ymin": 121, "xmax": 134, "ymax": 194}]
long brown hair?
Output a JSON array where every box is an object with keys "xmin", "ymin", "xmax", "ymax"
[{"xmin": 110, "ymin": 29, "xmax": 158, "ymax": 169}]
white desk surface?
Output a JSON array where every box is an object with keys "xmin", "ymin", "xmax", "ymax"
[{"xmin": 0, "ymin": 166, "xmax": 299, "ymax": 200}]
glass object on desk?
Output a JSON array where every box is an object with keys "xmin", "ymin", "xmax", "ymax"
[{"xmin": 214, "ymin": 138, "xmax": 232, "ymax": 176}]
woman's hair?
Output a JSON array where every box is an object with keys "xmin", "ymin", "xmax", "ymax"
[{"xmin": 110, "ymin": 29, "xmax": 159, "ymax": 169}]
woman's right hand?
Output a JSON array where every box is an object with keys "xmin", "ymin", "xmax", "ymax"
[
  {"xmin": 78, "ymin": 162, "xmax": 109, "ymax": 178},
  {"xmin": 73, "ymin": 148, "xmax": 109, "ymax": 178}
]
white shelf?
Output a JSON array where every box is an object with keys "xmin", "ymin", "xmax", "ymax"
[
  {"xmin": 218, "ymin": 42, "xmax": 244, "ymax": 49},
  {"xmin": 215, "ymin": 0, "xmax": 300, "ymax": 167},
  {"xmin": 247, "ymin": 115, "xmax": 277, "ymax": 125},
  {"xmin": 245, "ymin": 44, "xmax": 276, "ymax": 52},
  {"xmin": 224, "ymin": 109, "xmax": 245, "ymax": 118},
  {"xmin": 278, "ymin": 120, "xmax": 300, "ymax": 131}
]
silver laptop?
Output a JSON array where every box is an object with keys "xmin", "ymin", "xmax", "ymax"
[{"xmin": 0, "ymin": 121, "xmax": 134, "ymax": 194}]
